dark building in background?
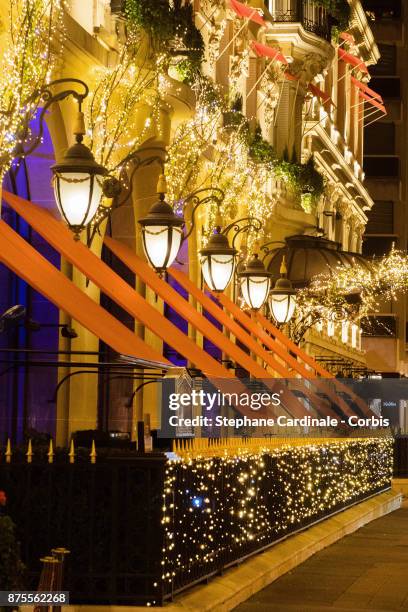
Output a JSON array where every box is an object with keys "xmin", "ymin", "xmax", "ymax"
[{"xmin": 362, "ymin": 0, "xmax": 408, "ymax": 382}]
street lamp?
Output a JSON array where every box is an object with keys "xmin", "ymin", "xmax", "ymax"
[
  {"xmin": 269, "ymin": 256, "xmax": 297, "ymax": 324},
  {"xmin": 200, "ymin": 227, "xmax": 237, "ymax": 292},
  {"xmin": 237, "ymin": 253, "xmax": 271, "ymax": 310},
  {"xmin": 13, "ymin": 78, "xmax": 114, "ymax": 241},
  {"xmin": 51, "ymin": 110, "xmax": 108, "ymax": 240},
  {"xmin": 138, "ymin": 175, "xmax": 184, "ymax": 274}
]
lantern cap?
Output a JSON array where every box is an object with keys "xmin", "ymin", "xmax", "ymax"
[
  {"xmin": 200, "ymin": 228, "xmax": 237, "ymax": 257},
  {"xmin": 280, "ymin": 255, "xmax": 288, "ymax": 276},
  {"xmin": 51, "ymin": 141, "xmax": 107, "ymax": 176},
  {"xmin": 138, "ymin": 194, "xmax": 184, "ymax": 228},
  {"xmin": 270, "ymin": 276, "xmax": 296, "ymax": 295},
  {"xmin": 157, "ymin": 173, "xmax": 167, "ymax": 195},
  {"xmin": 238, "ymin": 253, "xmax": 272, "ymax": 279}
]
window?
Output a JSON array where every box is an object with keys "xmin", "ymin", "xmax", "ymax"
[
  {"xmin": 362, "ymin": 236, "xmax": 396, "ymax": 257},
  {"xmin": 110, "ymin": 0, "xmax": 124, "ymax": 14},
  {"xmin": 363, "ymin": 156, "xmax": 399, "ymax": 178},
  {"xmin": 370, "ymin": 45, "xmax": 397, "ymax": 76},
  {"xmin": 370, "ymin": 77, "xmax": 400, "ymax": 99},
  {"xmin": 365, "ymin": 201, "xmax": 394, "ymax": 235},
  {"xmin": 363, "ymin": 0, "xmax": 401, "ymax": 20},
  {"xmin": 364, "ymin": 123, "xmax": 395, "ymax": 155},
  {"xmin": 361, "ymin": 315, "xmax": 397, "ymax": 337}
]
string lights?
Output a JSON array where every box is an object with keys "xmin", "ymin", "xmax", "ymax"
[
  {"xmin": 0, "ymin": 0, "xmax": 64, "ymax": 177},
  {"xmin": 294, "ymin": 244, "xmax": 408, "ymax": 339},
  {"xmin": 160, "ymin": 438, "xmax": 393, "ymax": 592}
]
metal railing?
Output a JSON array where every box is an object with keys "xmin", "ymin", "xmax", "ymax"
[
  {"xmin": 269, "ymin": 0, "xmax": 331, "ymax": 41},
  {"xmin": 0, "ymin": 438, "xmax": 393, "ymax": 605}
]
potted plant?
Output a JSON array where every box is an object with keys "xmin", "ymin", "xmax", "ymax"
[{"xmin": 222, "ymin": 94, "xmax": 248, "ymax": 132}]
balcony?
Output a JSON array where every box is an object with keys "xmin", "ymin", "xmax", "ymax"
[{"xmin": 265, "ymin": 0, "xmax": 331, "ymax": 41}]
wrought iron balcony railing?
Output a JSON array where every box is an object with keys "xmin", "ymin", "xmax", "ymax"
[{"xmin": 267, "ymin": 0, "xmax": 332, "ymax": 42}]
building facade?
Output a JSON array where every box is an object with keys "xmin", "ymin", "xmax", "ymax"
[{"xmin": 0, "ymin": 0, "xmax": 387, "ymax": 446}]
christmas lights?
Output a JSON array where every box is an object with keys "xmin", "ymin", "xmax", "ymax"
[
  {"xmin": 0, "ymin": 0, "xmax": 64, "ymax": 177},
  {"xmin": 161, "ymin": 438, "xmax": 393, "ymax": 592},
  {"xmin": 293, "ymin": 244, "xmax": 408, "ymax": 340}
]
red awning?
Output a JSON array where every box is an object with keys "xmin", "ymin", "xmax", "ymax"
[
  {"xmin": 351, "ymin": 76, "xmax": 383, "ymax": 103},
  {"xmin": 308, "ymin": 83, "xmax": 335, "ymax": 107},
  {"xmin": 283, "ymin": 71, "xmax": 299, "ymax": 82},
  {"xmin": 229, "ymin": 0, "xmax": 265, "ymax": 26},
  {"xmin": 339, "ymin": 32, "xmax": 355, "ymax": 44},
  {"xmin": 359, "ymin": 91, "xmax": 387, "ymax": 115},
  {"xmin": 338, "ymin": 48, "xmax": 368, "ymax": 74},
  {"xmin": 251, "ymin": 41, "xmax": 288, "ymax": 64}
]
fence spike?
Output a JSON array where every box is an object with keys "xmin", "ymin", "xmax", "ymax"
[
  {"xmin": 48, "ymin": 439, "xmax": 54, "ymax": 464},
  {"xmin": 69, "ymin": 439, "xmax": 75, "ymax": 464},
  {"xmin": 90, "ymin": 440, "xmax": 97, "ymax": 464},
  {"xmin": 26, "ymin": 439, "xmax": 33, "ymax": 464},
  {"xmin": 5, "ymin": 438, "xmax": 11, "ymax": 464}
]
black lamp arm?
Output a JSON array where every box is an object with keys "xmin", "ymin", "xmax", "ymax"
[
  {"xmin": 221, "ymin": 217, "xmax": 263, "ymax": 250},
  {"xmin": 181, "ymin": 187, "xmax": 225, "ymax": 243},
  {"xmin": 16, "ymin": 78, "xmax": 90, "ymax": 159},
  {"xmin": 260, "ymin": 240, "xmax": 286, "ymax": 263},
  {"xmin": 87, "ymin": 148, "xmax": 167, "ymax": 247}
]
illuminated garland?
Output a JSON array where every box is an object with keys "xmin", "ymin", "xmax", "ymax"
[
  {"xmin": 0, "ymin": 0, "xmax": 64, "ymax": 177},
  {"xmin": 294, "ymin": 245, "xmax": 408, "ymax": 337},
  {"xmin": 166, "ymin": 77, "xmax": 276, "ymax": 250},
  {"xmin": 86, "ymin": 26, "xmax": 163, "ymax": 173},
  {"xmin": 160, "ymin": 438, "xmax": 392, "ymax": 593}
]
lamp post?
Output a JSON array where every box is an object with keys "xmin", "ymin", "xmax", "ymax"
[
  {"xmin": 138, "ymin": 175, "xmax": 184, "ymax": 274},
  {"xmin": 200, "ymin": 227, "xmax": 237, "ymax": 292},
  {"xmin": 199, "ymin": 216, "xmax": 263, "ymax": 293},
  {"xmin": 269, "ymin": 256, "xmax": 297, "ymax": 324},
  {"xmin": 237, "ymin": 253, "xmax": 272, "ymax": 310},
  {"xmin": 14, "ymin": 78, "xmax": 114, "ymax": 240},
  {"xmin": 51, "ymin": 109, "xmax": 108, "ymax": 240}
]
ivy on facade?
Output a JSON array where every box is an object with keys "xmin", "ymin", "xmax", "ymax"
[{"xmin": 125, "ymin": 0, "xmax": 204, "ymax": 83}]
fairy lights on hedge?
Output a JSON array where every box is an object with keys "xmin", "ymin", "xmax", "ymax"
[{"xmin": 159, "ymin": 438, "xmax": 393, "ymax": 588}]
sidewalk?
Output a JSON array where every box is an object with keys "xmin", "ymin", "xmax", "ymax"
[{"xmin": 236, "ymin": 501, "xmax": 408, "ymax": 611}]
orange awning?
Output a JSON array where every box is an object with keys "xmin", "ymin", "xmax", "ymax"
[
  {"xmin": 359, "ymin": 91, "xmax": 387, "ymax": 115},
  {"xmin": 351, "ymin": 76, "xmax": 383, "ymax": 104},
  {"xmin": 339, "ymin": 32, "xmax": 355, "ymax": 44},
  {"xmin": 338, "ymin": 48, "xmax": 368, "ymax": 74},
  {"xmin": 0, "ymin": 221, "xmax": 170, "ymax": 365},
  {"xmin": 2, "ymin": 191, "xmax": 231, "ymax": 378},
  {"xmin": 230, "ymin": 0, "xmax": 266, "ymax": 26},
  {"xmin": 308, "ymin": 83, "xmax": 335, "ymax": 108},
  {"xmin": 251, "ymin": 41, "xmax": 288, "ymax": 64}
]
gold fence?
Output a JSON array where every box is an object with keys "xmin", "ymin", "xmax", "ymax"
[
  {"xmin": 171, "ymin": 435, "xmax": 392, "ymax": 461},
  {"xmin": 0, "ymin": 435, "xmax": 392, "ymax": 464}
]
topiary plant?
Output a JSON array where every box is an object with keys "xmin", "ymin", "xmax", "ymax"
[
  {"xmin": 248, "ymin": 124, "xmax": 276, "ymax": 164},
  {"xmin": 274, "ymin": 154, "xmax": 325, "ymax": 212},
  {"xmin": 311, "ymin": 0, "xmax": 351, "ymax": 33}
]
